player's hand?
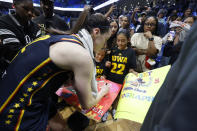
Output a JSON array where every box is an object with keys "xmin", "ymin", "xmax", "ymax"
[{"xmin": 100, "ymin": 83, "xmax": 110, "ymax": 96}]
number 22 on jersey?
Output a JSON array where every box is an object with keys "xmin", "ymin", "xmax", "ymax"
[{"xmin": 111, "ymin": 63, "xmax": 125, "ymax": 75}]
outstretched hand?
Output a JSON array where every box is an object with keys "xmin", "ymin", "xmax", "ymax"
[
  {"xmin": 84, "ymin": 5, "xmax": 92, "ymax": 11},
  {"xmin": 109, "ymin": 5, "xmax": 117, "ymax": 13}
]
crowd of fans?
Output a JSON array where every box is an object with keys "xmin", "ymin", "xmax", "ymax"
[
  {"xmin": 95, "ymin": 2, "xmax": 196, "ymax": 79},
  {"xmin": 92, "ymin": 2, "xmax": 196, "ymax": 122},
  {"xmin": 0, "ymin": 0, "xmax": 197, "ymax": 130}
]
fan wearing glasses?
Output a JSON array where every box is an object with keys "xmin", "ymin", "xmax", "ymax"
[{"xmin": 130, "ymin": 16, "xmax": 162, "ymax": 72}]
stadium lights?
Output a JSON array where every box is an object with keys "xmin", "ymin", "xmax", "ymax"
[
  {"xmin": 0, "ymin": 0, "xmax": 11, "ymax": 2},
  {"xmin": 94, "ymin": 0, "xmax": 119, "ymax": 10},
  {"xmin": 33, "ymin": 3, "xmax": 84, "ymax": 11},
  {"xmin": 0, "ymin": 0, "xmax": 119, "ymax": 11}
]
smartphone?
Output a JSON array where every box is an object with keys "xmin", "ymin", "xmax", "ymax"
[{"xmin": 167, "ymin": 31, "xmax": 175, "ymax": 41}]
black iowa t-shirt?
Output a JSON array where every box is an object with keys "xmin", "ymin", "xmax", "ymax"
[
  {"xmin": 107, "ymin": 47, "xmax": 136, "ymax": 84},
  {"xmin": 96, "ymin": 60, "xmax": 106, "ymax": 78}
]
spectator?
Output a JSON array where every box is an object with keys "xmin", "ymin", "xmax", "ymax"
[
  {"xmin": 156, "ymin": 9, "xmax": 168, "ymax": 37},
  {"xmin": 95, "ymin": 48, "xmax": 107, "ymax": 79},
  {"xmin": 119, "ymin": 15, "xmax": 134, "ymax": 36},
  {"xmin": 106, "ymin": 19, "xmax": 119, "ymax": 50},
  {"xmin": 118, "ymin": 15, "xmax": 124, "ymax": 27},
  {"xmin": 182, "ymin": 7, "xmax": 192, "ymax": 20},
  {"xmin": 131, "ymin": 7, "xmax": 147, "ymax": 32},
  {"xmin": 0, "ymin": 0, "xmax": 41, "ymax": 77},
  {"xmin": 176, "ymin": 16, "xmax": 183, "ymax": 21},
  {"xmin": 33, "ymin": 0, "xmax": 69, "ymax": 35},
  {"xmin": 103, "ymin": 29, "xmax": 137, "ymax": 122},
  {"xmin": 107, "ymin": 29, "xmax": 137, "ymax": 84},
  {"xmin": 141, "ymin": 22, "xmax": 197, "ymax": 131},
  {"xmin": 167, "ymin": 13, "xmax": 178, "ymax": 24},
  {"xmin": 163, "ymin": 20, "xmax": 192, "ymax": 65},
  {"xmin": 104, "ymin": 19, "xmax": 119, "ymax": 78},
  {"xmin": 32, "ymin": 8, "xmax": 41, "ymax": 19},
  {"xmin": 120, "ymin": 15, "xmax": 130, "ymax": 30},
  {"xmin": 131, "ymin": 16, "xmax": 162, "ymax": 72},
  {"xmin": 157, "ymin": 9, "xmax": 167, "ymax": 24},
  {"xmin": 184, "ymin": 15, "xmax": 196, "ymax": 26}
]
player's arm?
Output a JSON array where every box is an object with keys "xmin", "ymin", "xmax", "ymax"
[
  {"xmin": 50, "ymin": 42, "xmax": 109, "ymax": 109},
  {"xmin": 72, "ymin": 53, "xmax": 109, "ymax": 109}
]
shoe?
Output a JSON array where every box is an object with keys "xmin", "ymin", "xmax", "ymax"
[{"xmin": 101, "ymin": 111, "xmax": 109, "ymax": 122}]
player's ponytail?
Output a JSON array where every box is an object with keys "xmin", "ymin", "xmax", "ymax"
[
  {"xmin": 47, "ymin": 6, "xmax": 110, "ymax": 35},
  {"xmin": 46, "ymin": 6, "xmax": 94, "ymax": 35}
]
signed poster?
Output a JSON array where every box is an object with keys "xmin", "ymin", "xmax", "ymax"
[
  {"xmin": 115, "ymin": 66, "xmax": 171, "ymax": 123},
  {"xmin": 56, "ymin": 79, "xmax": 122, "ymax": 121}
]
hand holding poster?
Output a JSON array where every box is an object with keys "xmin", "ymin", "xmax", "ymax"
[
  {"xmin": 115, "ymin": 65, "xmax": 171, "ymax": 123},
  {"xmin": 56, "ymin": 79, "xmax": 122, "ymax": 121}
]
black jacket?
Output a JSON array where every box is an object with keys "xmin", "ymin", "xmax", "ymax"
[
  {"xmin": 0, "ymin": 14, "xmax": 41, "ymax": 75},
  {"xmin": 33, "ymin": 14, "xmax": 69, "ymax": 35},
  {"xmin": 163, "ymin": 41, "xmax": 183, "ymax": 65}
]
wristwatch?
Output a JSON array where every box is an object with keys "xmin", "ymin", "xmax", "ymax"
[{"xmin": 148, "ymin": 37, "xmax": 154, "ymax": 41}]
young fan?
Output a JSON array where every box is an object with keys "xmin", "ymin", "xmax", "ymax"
[
  {"xmin": 102, "ymin": 29, "xmax": 137, "ymax": 122},
  {"xmin": 107, "ymin": 29, "xmax": 137, "ymax": 84},
  {"xmin": 95, "ymin": 49, "xmax": 107, "ymax": 79}
]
